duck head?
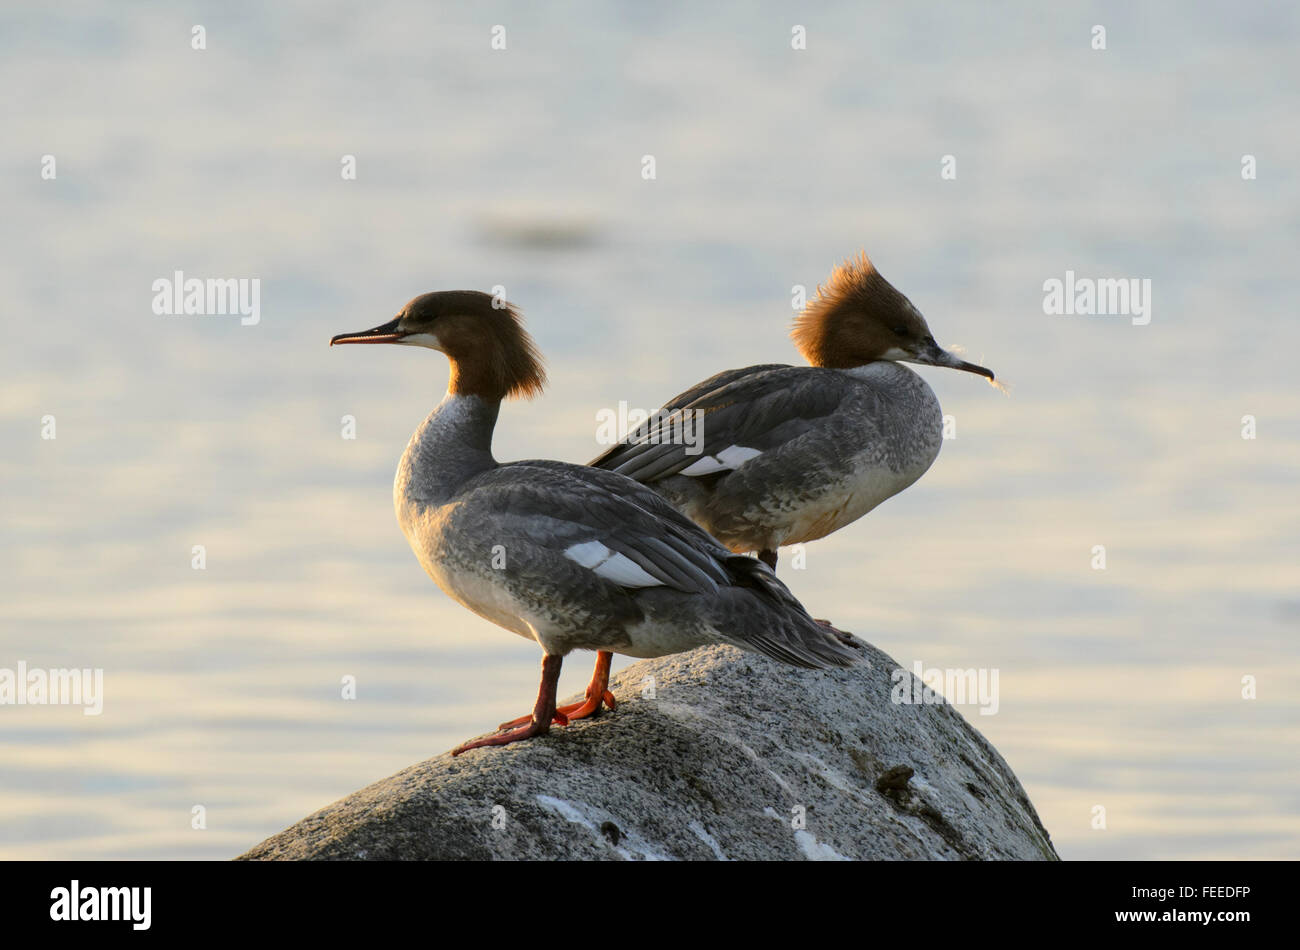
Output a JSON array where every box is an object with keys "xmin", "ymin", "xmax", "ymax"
[
  {"xmin": 331, "ymin": 290, "xmax": 546, "ymax": 401},
  {"xmin": 790, "ymin": 253, "xmax": 994, "ymax": 380}
]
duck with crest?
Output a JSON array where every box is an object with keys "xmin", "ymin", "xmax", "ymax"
[
  {"xmin": 331, "ymin": 290, "xmax": 863, "ymax": 754},
  {"xmin": 590, "ymin": 253, "xmax": 996, "ymax": 571}
]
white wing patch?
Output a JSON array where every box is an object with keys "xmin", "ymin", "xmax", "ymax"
[
  {"xmin": 679, "ymin": 444, "xmax": 762, "ymax": 477},
  {"xmin": 564, "ymin": 540, "xmax": 662, "ymax": 588}
]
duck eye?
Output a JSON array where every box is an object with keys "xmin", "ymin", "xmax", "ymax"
[{"xmin": 891, "ymin": 326, "xmax": 908, "ymax": 336}]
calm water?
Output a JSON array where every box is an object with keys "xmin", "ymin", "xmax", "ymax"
[{"xmin": 2, "ymin": 1, "xmax": 1297, "ymax": 859}]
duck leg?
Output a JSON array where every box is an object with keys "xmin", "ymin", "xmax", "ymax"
[
  {"xmin": 495, "ymin": 650, "xmax": 616, "ymax": 731},
  {"xmin": 555, "ymin": 650, "xmax": 617, "ymax": 721},
  {"xmin": 452, "ymin": 654, "xmax": 563, "ymax": 755}
]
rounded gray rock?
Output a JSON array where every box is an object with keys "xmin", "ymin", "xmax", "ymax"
[{"xmin": 238, "ymin": 642, "xmax": 1057, "ymax": 861}]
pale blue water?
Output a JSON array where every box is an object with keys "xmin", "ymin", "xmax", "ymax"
[{"xmin": 1, "ymin": 1, "xmax": 1297, "ymax": 859}]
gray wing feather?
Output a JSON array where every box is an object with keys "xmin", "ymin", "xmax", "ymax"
[
  {"xmin": 588, "ymin": 364, "xmax": 787, "ymax": 471},
  {"xmin": 590, "ymin": 366, "xmax": 855, "ymax": 482},
  {"xmin": 463, "ymin": 459, "xmax": 863, "ymax": 669},
  {"xmin": 471, "ymin": 461, "xmax": 732, "ymax": 594}
]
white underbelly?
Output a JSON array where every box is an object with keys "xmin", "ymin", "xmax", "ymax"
[
  {"xmin": 400, "ymin": 505, "xmax": 538, "ymax": 643},
  {"xmin": 780, "ymin": 464, "xmax": 922, "ymax": 546},
  {"xmin": 426, "ymin": 558, "xmax": 538, "ymax": 642}
]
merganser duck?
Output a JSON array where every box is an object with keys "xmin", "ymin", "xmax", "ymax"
[
  {"xmin": 330, "ymin": 291, "xmax": 862, "ymax": 754},
  {"xmin": 590, "ymin": 253, "xmax": 995, "ymax": 570}
]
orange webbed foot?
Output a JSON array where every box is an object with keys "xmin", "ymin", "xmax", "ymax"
[
  {"xmin": 455, "ymin": 652, "xmax": 616, "ymax": 755},
  {"xmin": 453, "ymin": 715, "xmax": 553, "ymax": 755},
  {"xmin": 496, "ymin": 688, "xmax": 615, "ymax": 730}
]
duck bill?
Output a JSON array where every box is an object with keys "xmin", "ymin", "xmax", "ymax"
[
  {"xmin": 330, "ymin": 318, "xmax": 404, "ymax": 346},
  {"xmin": 908, "ymin": 341, "xmax": 995, "ymax": 381}
]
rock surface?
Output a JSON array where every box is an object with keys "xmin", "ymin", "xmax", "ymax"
[{"xmin": 239, "ymin": 642, "xmax": 1057, "ymax": 861}]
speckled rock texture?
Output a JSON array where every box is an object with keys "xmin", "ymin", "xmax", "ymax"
[{"xmin": 238, "ymin": 642, "xmax": 1057, "ymax": 861}]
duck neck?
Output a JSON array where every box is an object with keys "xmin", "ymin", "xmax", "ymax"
[
  {"xmin": 842, "ymin": 360, "xmax": 939, "ymax": 413},
  {"xmin": 843, "ymin": 359, "xmax": 922, "ymax": 386},
  {"xmin": 397, "ymin": 391, "xmax": 500, "ymax": 508}
]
